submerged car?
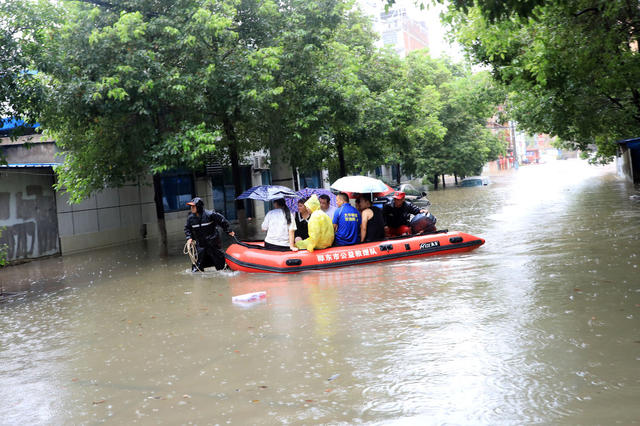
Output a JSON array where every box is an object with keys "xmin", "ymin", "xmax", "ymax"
[{"xmin": 460, "ymin": 176, "xmax": 491, "ymax": 187}]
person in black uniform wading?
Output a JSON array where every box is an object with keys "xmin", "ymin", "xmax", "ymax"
[{"xmin": 184, "ymin": 197, "xmax": 235, "ymax": 272}]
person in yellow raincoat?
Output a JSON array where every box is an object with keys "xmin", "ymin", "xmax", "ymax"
[{"xmin": 295, "ymin": 194, "xmax": 334, "ymax": 252}]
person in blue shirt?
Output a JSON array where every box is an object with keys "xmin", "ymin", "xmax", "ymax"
[{"xmin": 332, "ymin": 192, "xmax": 361, "ymax": 246}]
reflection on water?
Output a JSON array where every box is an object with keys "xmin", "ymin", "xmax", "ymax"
[{"xmin": 1, "ymin": 160, "xmax": 639, "ymax": 424}]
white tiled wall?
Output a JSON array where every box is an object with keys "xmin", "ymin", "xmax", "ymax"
[{"xmin": 57, "ymin": 176, "xmax": 213, "ymax": 254}]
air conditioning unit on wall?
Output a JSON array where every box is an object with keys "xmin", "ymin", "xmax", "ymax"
[{"xmin": 252, "ymin": 155, "xmax": 269, "ymax": 170}]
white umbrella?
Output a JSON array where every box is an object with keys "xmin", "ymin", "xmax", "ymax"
[{"xmin": 330, "ymin": 176, "xmax": 389, "ymax": 194}]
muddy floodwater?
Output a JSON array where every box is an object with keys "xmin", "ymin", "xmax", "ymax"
[{"xmin": 1, "ymin": 160, "xmax": 639, "ymax": 424}]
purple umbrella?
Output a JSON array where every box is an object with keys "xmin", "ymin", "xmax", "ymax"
[{"xmin": 285, "ymin": 188, "xmax": 336, "ymax": 212}]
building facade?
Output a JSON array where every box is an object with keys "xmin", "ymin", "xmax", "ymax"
[
  {"xmin": 379, "ymin": 7, "xmax": 429, "ymax": 57},
  {"xmin": 0, "ymin": 134, "xmax": 222, "ymax": 263},
  {"xmin": 616, "ymin": 137, "xmax": 640, "ymax": 183}
]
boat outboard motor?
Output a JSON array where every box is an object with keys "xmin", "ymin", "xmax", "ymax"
[{"xmin": 410, "ymin": 212, "xmax": 437, "ymax": 235}]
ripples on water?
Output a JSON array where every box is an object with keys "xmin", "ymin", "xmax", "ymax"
[{"xmin": 1, "ymin": 160, "xmax": 639, "ymax": 424}]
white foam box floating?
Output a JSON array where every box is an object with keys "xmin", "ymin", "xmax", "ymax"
[{"xmin": 232, "ymin": 291, "xmax": 267, "ymax": 303}]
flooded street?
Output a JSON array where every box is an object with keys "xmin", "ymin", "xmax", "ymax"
[{"xmin": 1, "ymin": 159, "xmax": 639, "ymax": 424}]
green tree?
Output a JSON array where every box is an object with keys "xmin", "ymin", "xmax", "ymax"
[
  {"xmin": 24, "ymin": 0, "xmax": 228, "ymax": 241},
  {"xmin": 447, "ymin": 0, "xmax": 640, "ymax": 162},
  {"xmin": 12, "ymin": 0, "xmax": 287, "ymax": 237},
  {"xmin": 255, "ymin": 3, "xmax": 393, "ymax": 180},
  {"xmin": 179, "ymin": 0, "xmax": 285, "ymax": 227},
  {"xmin": 379, "ymin": 51, "xmax": 503, "ymax": 186},
  {"xmin": 312, "ymin": 7, "xmax": 388, "ymax": 178},
  {"xmin": 14, "ymin": 0, "xmax": 368, "ymax": 219},
  {"xmin": 35, "ymin": 0, "xmax": 221, "ymax": 198},
  {"xmin": 382, "ymin": 51, "xmax": 446, "ymax": 185},
  {"xmin": 0, "ymin": 1, "xmax": 52, "ymax": 146},
  {"xmin": 3, "ymin": 0, "xmax": 510, "ymax": 221},
  {"xmin": 247, "ymin": 0, "xmax": 350, "ymax": 183},
  {"xmin": 436, "ymin": 69, "xmax": 506, "ymax": 179}
]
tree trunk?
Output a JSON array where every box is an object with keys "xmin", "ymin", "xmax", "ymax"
[
  {"xmin": 454, "ymin": 174, "xmax": 458, "ymax": 185},
  {"xmin": 442, "ymin": 174, "xmax": 446, "ymax": 189},
  {"xmin": 151, "ymin": 111, "xmax": 168, "ymax": 253},
  {"xmin": 396, "ymin": 163, "xmax": 401, "ymax": 186},
  {"xmin": 224, "ymin": 116, "xmax": 247, "ymax": 238},
  {"xmin": 336, "ymin": 137, "xmax": 347, "ymax": 177},
  {"xmin": 433, "ymin": 174, "xmax": 439, "ymax": 190},
  {"xmin": 152, "ymin": 174, "xmax": 168, "ymax": 250}
]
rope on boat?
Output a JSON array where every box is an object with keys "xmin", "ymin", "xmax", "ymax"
[
  {"xmin": 232, "ymin": 235, "xmax": 267, "ymax": 249},
  {"xmin": 183, "ymin": 240, "xmax": 202, "ymax": 272}
]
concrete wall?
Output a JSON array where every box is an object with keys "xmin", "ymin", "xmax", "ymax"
[
  {"xmin": 617, "ymin": 149, "xmax": 633, "ymax": 182},
  {"xmin": 0, "ymin": 168, "xmax": 59, "ymax": 261},
  {"xmin": 269, "ymin": 145, "xmax": 295, "ymax": 189},
  {"xmin": 1, "ymin": 135, "xmax": 57, "ymax": 164},
  {"xmin": 55, "ymin": 177, "xmax": 156, "ymax": 254},
  {"xmin": 1, "ymin": 133, "xmax": 216, "ymax": 258},
  {"xmin": 57, "ymin": 175, "xmax": 213, "ymax": 253},
  {"xmin": 195, "ymin": 177, "xmax": 214, "ymax": 211},
  {"xmin": 0, "ymin": 167, "xmax": 214, "ymax": 260}
]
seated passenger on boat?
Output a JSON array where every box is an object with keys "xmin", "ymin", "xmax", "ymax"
[
  {"xmin": 332, "ymin": 192, "xmax": 361, "ymax": 246},
  {"xmin": 382, "ymin": 191, "xmax": 429, "ymax": 237},
  {"xmin": 295, "ymin": 194, "xmax": 334, "ymax": 252},
  {"xmin": 319, "ymin": 194, "xmax": 337, "ymax": 219},
  {"xmin": 294, "ymin": 197, "xmax": 310, "ymax": 243},
  {"xmin": 261, "ymin": 198, "xmax": 298, "ymax": 251},
  {"xmin": 358, "ymin": 194, "xmax": 386, "ymax": 243}
]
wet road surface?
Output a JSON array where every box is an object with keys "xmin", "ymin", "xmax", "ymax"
[{"xmin": 1, "ymin": 159, "xmax": 639, "ymax": 424}]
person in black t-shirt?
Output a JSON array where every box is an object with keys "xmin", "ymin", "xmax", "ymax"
[
  {"xmin": 294, "ymin": 197, "xmax": 310, "ymax": 243},
  {"xmin": 358, "ymin": 194, "xmax": 385, "ymax": 243}
]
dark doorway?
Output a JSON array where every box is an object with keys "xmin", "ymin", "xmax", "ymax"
[{"xmin": 211, "ymin": 166, "xmax": 254, "ymax": 220}]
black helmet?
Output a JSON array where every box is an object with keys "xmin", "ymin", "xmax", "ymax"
[{"xmin": 187, "ymin": 197, "xmax": 204, "ymax": 213}]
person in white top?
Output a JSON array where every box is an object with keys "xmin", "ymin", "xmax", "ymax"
[
  {"xmin": 261, "ymin": 198, "xmax": 298, "ymax": 251},
  {"xmin": 318, "ymin": 194, "xmax": 337, "ymax": 220}
]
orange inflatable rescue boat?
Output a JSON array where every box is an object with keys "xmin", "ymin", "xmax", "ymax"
[{"xmin": 225, "ymin": 230, "xmax": 485, "ymax": 273}]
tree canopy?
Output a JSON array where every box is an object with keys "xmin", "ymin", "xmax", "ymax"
[
  {"xmin": 23, "ymin": 0, "xmax": 290, "ymax": 201},
  {"xmin": 0, "ymin": 1, "xmax": 50, "ymax": 137},
  {"xmin": 1, "ymin": 0, "xmax": 506, "ymax": 202},
  {"xmin": 446, "ymin": 0, "xmax": 640, "ymax": 162}
]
